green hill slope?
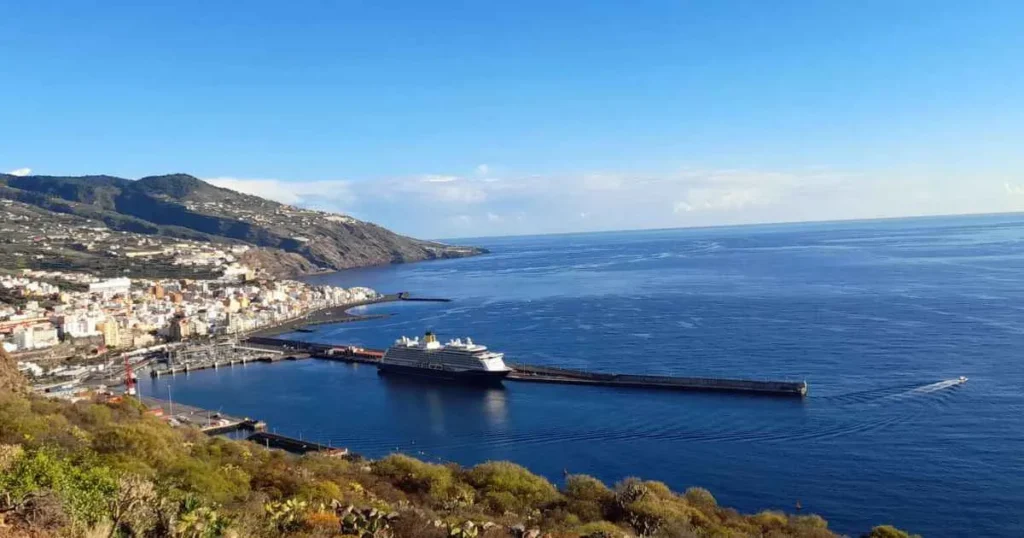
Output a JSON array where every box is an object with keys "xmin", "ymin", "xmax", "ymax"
[{"xmin": 0, "ymin": 173, "xmax": 484, "ymax": 276}]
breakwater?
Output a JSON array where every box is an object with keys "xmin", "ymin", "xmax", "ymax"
[
  {"xmin": 243, "ymin": 337, "xmax": 808, "ymax": 397},
  {"xmin": 507, "ymin": 363, "xmax": 807, "ymax": 396}
]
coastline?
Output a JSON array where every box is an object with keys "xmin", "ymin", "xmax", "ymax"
[{"xmin": 244, "ymin": 292, "xmax": 451, "ymax": 338}]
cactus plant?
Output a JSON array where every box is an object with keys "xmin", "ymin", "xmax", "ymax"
[
  {"xmin": 446, "ymin": 520, "xmax": 479, "ymax": 537},
  {"xmin": 264, "ymin": 498, "xmax": 308, "ymax": 532},
  {"xmin": 336, "ymin": 504, "xmax": 397, "ymax": 538}
]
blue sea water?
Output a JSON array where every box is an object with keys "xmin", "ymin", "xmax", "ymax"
[{"xmin": 148, "ymin": 214, "xmax": 1024, "ymax": 537}]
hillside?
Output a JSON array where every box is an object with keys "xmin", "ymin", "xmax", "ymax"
[
  {"xmin": 0, "ymin": 173, "xmax": 484, "ymax": 277},
  {"xmin": 0, "ymin": 347, "xmax": 26, "ymax": 394},
  {"xmin": 0, "ymin": 390, "xmax": 917, "ymax": 538}
]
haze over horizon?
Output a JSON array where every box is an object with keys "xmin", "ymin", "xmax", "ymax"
[{"xmin": 3, "ymin": 2, "xmax": 1022, "ymax": 238}]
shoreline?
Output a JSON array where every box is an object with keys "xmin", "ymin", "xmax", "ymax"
[{"xmin": 244, "ymin": 292, "xmax": 450, "ymax": 338}]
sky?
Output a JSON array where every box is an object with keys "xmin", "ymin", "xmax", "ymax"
[{"xmin": 2, "ymin": 1, "xmax": 1023, "ymax": 238}]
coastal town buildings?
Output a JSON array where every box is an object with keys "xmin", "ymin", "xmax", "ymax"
[{"xmin": 0, "ymin": 269, "xmax": 378, "ymax": 355}]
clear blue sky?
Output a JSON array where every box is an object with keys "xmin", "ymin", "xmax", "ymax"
[{"xmin": 2, "ymin": 1, "xmax": 1022, "ymax": 237}]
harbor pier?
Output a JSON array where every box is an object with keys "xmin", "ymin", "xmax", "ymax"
[
  {"xmin": 506, "ymin": 363, "xmax": 807, "ymax": 396},
  {"xmin": 140, "ymin": 396, "xmax": 266, "ymax": 435},
  {"xmin": 247, "ymin": 432, "xmax": 349, "ymax": 456},
  {"xmin": 241, "ymin": 337, "xmax": 808, "ymax": 397}
]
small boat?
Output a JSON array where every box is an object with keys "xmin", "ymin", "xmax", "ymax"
[{"xmin": 957, "ymin": 376, "xmax": 968, "ymax": 384}]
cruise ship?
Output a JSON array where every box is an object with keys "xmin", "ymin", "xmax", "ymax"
[{"xmin": 378, "ymin": 331, "xmax": 512, "ymax": 383}]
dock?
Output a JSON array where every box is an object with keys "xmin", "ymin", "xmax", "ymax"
[
  {"xmin": 139, "ymin": 396, "xmax": 267, "ymax": 434},
  {"xmin": 240, "ymin": 337, "xmax": 808, "ymax": 397},
  {"xmin": 247, "ymin": 431, "xmax": 349, "ymax": 456},
  {"xmin": 148, "ymin": 342, "xmax": 311, "ymax": 378}
]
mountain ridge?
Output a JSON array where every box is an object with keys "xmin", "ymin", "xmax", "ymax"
[{"xmin": 0, "ymin": 173, "xmax": 485, "ymax": 277}]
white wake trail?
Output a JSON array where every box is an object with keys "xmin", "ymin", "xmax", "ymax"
[{"xmin": 910, "ymin": 379, "xmax": 961, "ymax": 394}]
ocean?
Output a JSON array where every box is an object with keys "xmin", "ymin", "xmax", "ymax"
[{"xmin": 147, "ymin": 214, "xmax": 1024, "ymax": 537}]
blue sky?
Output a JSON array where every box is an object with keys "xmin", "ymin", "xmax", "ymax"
[{"xmin": 2, "ymin": 1, "xmax": 1022, "ymax": 238}]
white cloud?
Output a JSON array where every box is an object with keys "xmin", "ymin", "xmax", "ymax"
[
  {"xmin": 206, "ymin": 176, "xmax": 356, "ymax": 208},
  {"xmin": 201, "ymin": 168, "xmax": 1021, "ymax": 239},
  {"xmin": 435, "ymin": 184, "xmax": 488, "ymax": 203},
  {"xmin": 673, "ymin": 187, "xmax": 766, "ymax": 213},
  {"xmin": 7, "ymin": 168, "xmax": 31, "ymax": 176},
  {"xmin": 422, "ymin": 175, "xmax": 459, "ymax": 183},
  {"xmin": 475, "ymin": 164, "xmax": 490, "ymax": 176},
  {"xmin": 1005, "ymin": 182, "xmax": 1024, "ymax": 196},
  {"xmin": 395, "ymin": 175, "xmax": 488, "ymax": 203}
]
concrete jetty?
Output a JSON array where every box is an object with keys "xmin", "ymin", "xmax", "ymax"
[
  {"xmin": 140, "ymin": 396, "xmax": 266, "ymax": 434},
  {"xmin": 507, "ymin": 363, "xmax": 808, "ymax": 397},
  {"xmin": 247, "ymin": 431, "xmax": 348, "ymax": 456},
  {"xmin": 241, "ymin": 337, "xmax": 808, "ymax": 397}
]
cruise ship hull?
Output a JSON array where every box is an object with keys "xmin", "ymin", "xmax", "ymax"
[{"xmin": 377, "ymin": 362, "xmax": 510, "ymax": 385}]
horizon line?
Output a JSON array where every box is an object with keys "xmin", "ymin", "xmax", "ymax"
[{"xmin": 435, "ymin": 209, "xmax": 1024, "ymax": 243}]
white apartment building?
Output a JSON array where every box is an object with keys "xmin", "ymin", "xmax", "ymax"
[{"xmin": 88, "ymin": 277, "xmax": 131, "ymax": 298}]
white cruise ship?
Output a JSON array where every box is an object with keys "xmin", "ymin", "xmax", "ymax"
[{"xmin": 379, "ymin": 331, "xmax": 512, "ymax": 383}]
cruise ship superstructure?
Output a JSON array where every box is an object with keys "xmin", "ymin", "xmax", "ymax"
[{"xmin": 379, "ymin": 331, "xmax": 512, "ymax": 383}]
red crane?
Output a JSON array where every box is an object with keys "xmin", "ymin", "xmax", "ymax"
[{"xmin": 124, "ymin": 354, "xmax": 136, "ymax": 396}]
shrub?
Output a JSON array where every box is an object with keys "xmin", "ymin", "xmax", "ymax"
[
  {"xmin": 108, "ymin": 475, "xmax": 158, "ymax": 536},
  {"xmin": 565, "ymin": 475, "xmax": 614, "ymax": 504},
  {"xmin": 683, "ymin": 487, "xmax": 716, "ymax": 508},
  {"xmin": 753, "ymin": 510, "xmax": 788, "ymax": 530},
  {"xmin": 563, "ymin": 475, "xmax": 613, "ymax": 523},
  {"xmin": 640, "ymin": 481, "xmax": 673, "ymax": 499},
  {"xmin": 0, "ymin": 391, "xmax": 910, "ymax": 538},
  {"xmin": 0, "ymin": 448, "xmax": 117, "ymax": 529},
  {"xmin": 303, "ymin": 509, "xmax": 341, "ymax": 531},
  {"xmin": 0, "ymin": 443, "xmax": 24, "ymax": 472},
  {"xmin": 865, "ymin": 525, "xmax": 922, "ymax": 538},
  {"xmin": 792, "ymin": 514, "xmax": 829, "ymax": 529},
  {"xmin": 464, "ymin": 461, "xmax": 560, "ymax": 514},
  {"xmin": 575, "ymin": 520, "xmax": 635, "ymax": 538},
  {"xmin": 372, "ymin": 454, "xmax": 467, "ymax": 508}
]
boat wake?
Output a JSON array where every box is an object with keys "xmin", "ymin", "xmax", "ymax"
[
  {"xmin": 826, "ymin": 378, "xmax": 968, "ymax": 405},
  {"xmin": 883, "ymin": 378, "xmax": 967, "ymax": 403},
  {"xmin": 910, "ymin": 379, "xmax": 964, "ymax": 394}
]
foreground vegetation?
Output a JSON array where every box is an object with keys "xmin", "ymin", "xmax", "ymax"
[{"xmin": 0, "ymin": 388, "xmax": 918, "ymax": 538}]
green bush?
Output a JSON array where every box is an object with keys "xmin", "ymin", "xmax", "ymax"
[
  {"xmin": 564, "ymin": 474, "xmax": 614, "ymax": 523},
  {"xmin": 565, "ymin": 474, "xmax": 614, "ymax": 503},
  {"xmin": 575, "ymin": 519, "xmax": 634, "ymax": 537},
  {"xmin": 372, "ymin": 453, "xmax": 470, "ymax": 508},
  {"xmin": 0, "ymin": 448, "xmax": 117, "ymax": 529},
  {"xmin": 683, "ymin": 487, "xmax": 716, "ymax": 508},
  {"xmin": 464, "ymin": 461, "xmax": 560, "ymax": 514},
  {"xmin": 865, "ymin": 525, "xmax": 922, "ymax": 538},
  {"xmin": 0, "ymin": 390, "xmax": 922, "ymax": 538}
]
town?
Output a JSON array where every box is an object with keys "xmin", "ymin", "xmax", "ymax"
[{"xmin": 1, "ymin": 263, "xmax": 378, "ymax": 397}]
